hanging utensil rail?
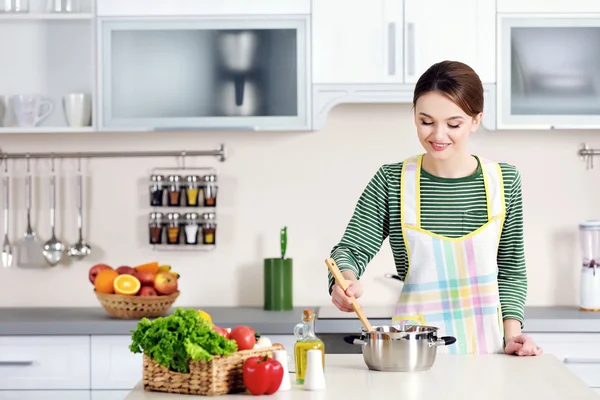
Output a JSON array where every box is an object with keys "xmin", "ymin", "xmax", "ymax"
[
  {"xmin": 579, "ymin": 143, "xmax": 599, "ymax": 169},
  {"xmin": 0, "ymin": 144, "xmax": 226, "ymax": 162}
]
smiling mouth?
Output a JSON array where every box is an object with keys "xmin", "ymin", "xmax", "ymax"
[{"xmin": 430, "ymin": 142, "xmax": 451, "ymax": 151}]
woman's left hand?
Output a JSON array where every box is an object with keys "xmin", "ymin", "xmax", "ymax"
[{"xmin": 504, "ymin": 334, "xmax": 543, "ymax": 356}]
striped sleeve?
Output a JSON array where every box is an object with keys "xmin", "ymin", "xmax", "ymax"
[
  {"xmin": 497, "ymin": 165, "xmax": 528, "ymax": 327},
  {"xmin": 328, "ymin": 166, "xmax": 390, "ymax": 294}
]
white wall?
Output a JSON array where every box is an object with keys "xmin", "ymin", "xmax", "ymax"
[{"xmin": 0, "ymin": 103, "xmax": 596, "ymax": 308}]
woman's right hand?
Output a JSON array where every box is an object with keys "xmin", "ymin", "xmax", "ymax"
[{"xmin": 331, "ymin": 279, "xmax": 363, "ymax": 312}]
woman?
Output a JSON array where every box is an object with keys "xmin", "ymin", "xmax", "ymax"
[{"xmin": 328, "ymin": 60, "xmax": 542, "ymax": 357}]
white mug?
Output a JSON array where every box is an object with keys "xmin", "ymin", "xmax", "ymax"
[
  {"xmin": 10, "ymin": 94, "xmax": 53, "ymax": 127},
  {"xmin": 62, "ymin": 93, "xmax": 91, "ymax": 127}
]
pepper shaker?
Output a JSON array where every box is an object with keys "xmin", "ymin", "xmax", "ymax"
[
  {"xmin": 148, "ymin": 212, "xmax": 164, "ymax": 244},
  {"xmin": 166, "ymin": 175, "xmax": 183, "ymax": 207},
  {"xmin": 183, "ymin": 212, "xmax": 200, "ymax": 245},
  {"xmin": 303, "ymin": 349, "xmax": 326, "ymax": 390},
  {"xmin": 273, "ymin": 349, "xmax": 291, "ymax": 391},
  {"xmin": 149, "ymin": 174, "xmax": 165, "ymax": 206},
  {"xmin": 202, "ymin": 174, "xmax": 218, "ymax": 207},
  {"xmin": 201, "ymin": 212, "xmax": 217, "ymax": 245},
  {"xmin": 165, "ymin": 212, "xmax": 181, "ymax": 245}
]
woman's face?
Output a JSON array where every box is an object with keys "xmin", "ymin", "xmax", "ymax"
[{"xmin": 414, "ymin": 91, "xmax": 482, "ymax": 161}]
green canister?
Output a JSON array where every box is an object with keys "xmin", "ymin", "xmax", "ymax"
[{"xmin": 264, "ymin": 227, "xmax": 293, "ymax": 311}]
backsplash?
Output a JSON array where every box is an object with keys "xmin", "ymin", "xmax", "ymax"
[{"xmin": 0, "ymin": 103, "xmax": 596, "ymax": 308}]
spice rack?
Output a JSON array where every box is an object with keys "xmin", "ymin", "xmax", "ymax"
[{"xmin": 148, "ymin": 166, "xmax": 218, "ymax": 252}]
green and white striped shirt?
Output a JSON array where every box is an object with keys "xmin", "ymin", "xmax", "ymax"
[{"xmin": 328, "ymin": 156, "xmax": 527, "ymax": 326}]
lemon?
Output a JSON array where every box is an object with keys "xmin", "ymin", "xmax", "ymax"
[{"xmin": 198, "ymin": 310, "xmax": 213, "ymax": 325}]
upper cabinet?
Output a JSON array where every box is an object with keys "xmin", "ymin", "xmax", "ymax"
[
  {"xmin": 97, "ymin": 0, "xmax": 310, "ymax": 17},
  {"xmin": 497, "ymin": 0, "xmax": 600, "ymax": 13},
  {"xmin": 97, "ymin": 17, "xmax": 310, "ymax": 131},
  {"xmin": 403, "ymin": 0, "xmax": 495, "ymax": 84},
  {"xmin": 312, "ymin": 0, "xmax": 404, "ymax": 84},
  {"xmin": 497, "ymin": 13, "xmax": 600, "ymax": 129}
]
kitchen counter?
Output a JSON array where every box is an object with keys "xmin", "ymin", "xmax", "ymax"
[
  {"xmin": 0, "ymin": 305, "xmax": 598, "ymax": 336},
  {"xmin": 0, "ymin": 306, "xmax": 308, "ymax": 335},
  {"xmin": 122, "ymin": 353, "xmax": 599, "ymax": 399},
  {"xmin": 315, "ymin": 305, "xmax": 600, "ymax": 333}
]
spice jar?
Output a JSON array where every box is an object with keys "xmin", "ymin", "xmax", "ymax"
[
  {"xmin": 201, "ymin": 212, "xmax": 217, "ymax": 245},
  {"xmin": 184, "ymin": 212, "xmax": 200, "ymax": 244},
  {"xmin": 185, "ymin": 175, "xmax": 201, "ymax": 207},
  {"xmin": 149, "ymin": 174, "xmax": 165, "ymax": 206},
  {"xmin": 202, "ymin": 174, "xmax": 218, "ymax": 207},
  {"xmin": 167, "ymin": 175, "xmax": 183, "ymax": 207},
  {"xmin": 166, "ymin": 212, "xmax": 181, "ymax": 244},
  {"xmin": 148, "ymin": 212, "xmax": 164, "ymax": 244}
]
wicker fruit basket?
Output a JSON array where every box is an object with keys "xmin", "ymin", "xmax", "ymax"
[
  {"xmin": 95, "ymin": 290, "xmax": 180, "ymax": 319},
  {"xmin": 143, "ymin": 346, "xmax": 276, "ymax": 396}
]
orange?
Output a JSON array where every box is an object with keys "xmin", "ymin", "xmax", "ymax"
[
  {"xmin": 134, "ymin": 261, "xmax": 159, "ymax": 275},
  {"xmin": 113, "ymin": 274, "xmax": 141, "ymax": 296},
  {"xmin": 94, "ymin": 269, "xmax": 119, "ymax": 294}
]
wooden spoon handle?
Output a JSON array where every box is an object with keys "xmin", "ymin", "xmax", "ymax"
[{"xmin": 325, "ymin": 258, "xmax": 373, "ymax": 332}]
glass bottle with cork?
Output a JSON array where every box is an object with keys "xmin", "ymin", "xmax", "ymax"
[{"xmin": 294, "ymin": 309, "xmax": 325, "ymax": 384}]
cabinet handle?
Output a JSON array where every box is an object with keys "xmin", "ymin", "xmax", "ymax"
[
  {"xmin": 563, "ymin": 358, "xmax": 600, "ymax": 364},
  {"xmin": 153, "ymin": 126, "xmax": 257, "ymax": 132},
  {"xmin": 0, "ymin": 361, "xmax": 34, "ymax": 366},
  {"xmin": 387, "ymin": 22, "xmax": 396, "ymax": 76},
  {"xmin": 407, "ymin": 23, "xmax": 415, "ymax": 77}
]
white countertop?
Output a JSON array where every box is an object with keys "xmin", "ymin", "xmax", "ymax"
[{"xmin": 124, "ymin": 354, "xmax": 599, "ymax": 399}]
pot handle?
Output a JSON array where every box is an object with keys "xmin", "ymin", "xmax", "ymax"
[
  {"xmin": 343, "ymin": 335, "xmax": 366, "ymax": 346},
  {"xmin": 430, "ymin": 336, "xmax": 457, "ymax": 347}
]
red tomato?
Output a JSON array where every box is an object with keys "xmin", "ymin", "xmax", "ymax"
[
  {"xmin": 230, "ymin": 326, "xmax": 256, "ymax": 350},
  {"xmin": 212, "ymin": 325, "xmax": 230, "ymax": 339}
]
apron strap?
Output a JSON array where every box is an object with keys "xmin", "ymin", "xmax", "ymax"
[{"xmin": 479, "ymin": 157, "xmax": 506, "ymax": 220}]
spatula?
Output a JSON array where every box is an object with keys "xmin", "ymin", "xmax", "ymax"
[{"xmin": 325, "ymin": 258, "xmax": 373, "ymax": 332}]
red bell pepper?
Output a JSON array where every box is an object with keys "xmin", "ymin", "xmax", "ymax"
[{"xmin": 242, "ymin": 355, "xmax": 284, "ymax": 395}]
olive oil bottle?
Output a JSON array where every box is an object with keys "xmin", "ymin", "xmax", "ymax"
[{"xmin": 293, "ymin": 309, "xmax": 325, "ymax": 384}]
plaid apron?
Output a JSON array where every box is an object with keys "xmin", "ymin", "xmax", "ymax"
[{"xmin": 392, "ymin": 154, "xmax": 506, "ymax": 354}]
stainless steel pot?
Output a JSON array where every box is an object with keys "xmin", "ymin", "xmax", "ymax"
[{"xmin": 344, "ymin": 325, "xmax": 456, "ymax": 372}]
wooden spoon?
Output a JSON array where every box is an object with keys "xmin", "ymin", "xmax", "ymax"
[{"xmin": 325, "ymin": 258, "xmax": 373, "ymax": 332}]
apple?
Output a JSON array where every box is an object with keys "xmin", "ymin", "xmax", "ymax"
[
  {"xmin": 212, "ymin": 325, "xmax": 230, "ymax": 339},
  {"xmin": 154, "ymin": 272, "xmax": 178, "ymax": 295},
  {"xmin": 139, "ymin": 286, "xmax": 158, "ymax": 296},
  {"xmin": 116, "ymin": 266, "xmax": 135, "ymax": 275},
  {"xmin": 133, "ymin": 271, "xmax": 155, "ymax": 286},
  {"xmin": 89, "ymin": 264, "xmax": 112, "ymax": 284}
]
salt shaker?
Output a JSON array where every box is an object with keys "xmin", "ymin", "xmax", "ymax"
[
  {"xmin": 303, "ymin": 349, "xmax": 326, "ymax": 390},
  {"xmin": 273, "ymin": 349, "xmax": 291, "ymax": 391}
]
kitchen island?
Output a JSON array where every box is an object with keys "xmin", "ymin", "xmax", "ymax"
[{"xmin": 123, "ymin": 353, "xmax": 599, "ymax": 399}]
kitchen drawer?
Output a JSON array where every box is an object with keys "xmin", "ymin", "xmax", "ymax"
[
  {"xmin": 0, "ymin": 391, "xmax": 90, "ymax": 400},
  {"xmin": 530, "ymin": 333, "xmax": 600, "ymax": 388},
  {"xmin": 91, "ymin": 336, "xmax": 143, "ymax": 390},
  {"xmin": 268, "ymin": 335, "xmax": 297, "ymax": 373},
  {"xmin": 0, "ymin": 336, "xmax": 90, "ymax": 390},
  {"xmin": 91, "ymin": 390, "xmax": 130, "ymax": 400}
]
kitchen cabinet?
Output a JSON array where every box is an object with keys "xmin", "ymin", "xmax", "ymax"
[
  {"xmin": 97, "ymin": 17, "xmax": 311, "ymax": 131},
  {"xmin": 530, "ymin": 333, "xmax": 600, "ymax": 392},
  {"xmin": 90, "ymin": 391, "xmax": 129, "ymax": 400},
  {"xmin": 0, "ymin": 336, "xmax": 90, "ymax": 390},
  {"xmin": 90, "ymin": 336, "xmax": 142, "ymax": 390},
  {"xmin": 0, "ymin": 0, "xmax": 95, "ymax": 134},
  {"xmin": 0, "ymin": 391, "xmax": 90, "ymax": 400},
  {"xmin": 312, "ymin": 0, "xmax": 404, "ymax": 84},
  {"xmin": 496, "ymin": 14, "xmax": 600, "ymax": 129},
  {"xmin": 97, "ymin": 0, "xmax": 310, "ymax": 17},
  {"xmin": 403, "ymin": 0, "xmax": 495, "ymax": 84},
  {"xmin": 498, "ymin": 0, "xmax": 600, "ymax": 13}
]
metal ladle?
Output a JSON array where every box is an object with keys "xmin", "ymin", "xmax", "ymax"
[
  {"xmin": 67, "ymin": 157, "xmax": 91, "ymax": 260},
  {"xmin": 43, "ymin": 155, "xmax": 65, "ymax": 266}
]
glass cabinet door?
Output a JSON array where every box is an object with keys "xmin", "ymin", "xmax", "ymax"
[
  {"xmin": 98, "ymin": 18, "xmax": 309, "ymax": 131},
  {"xmin": 498, "ymin": 16, "xmax": 600, "ymax": 129}
]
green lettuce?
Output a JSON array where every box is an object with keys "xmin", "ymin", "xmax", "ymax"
[{"xmin": 129, "ymin": 308, "xmax": 238, "ymax": 373}]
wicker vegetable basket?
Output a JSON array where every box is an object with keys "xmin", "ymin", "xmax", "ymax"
[
  {"xmin": 142, "ymin": 346, "xmax": 276, "ymax": 396},
  {"xmin": 95, "ymin": 290, "xmax": 180, "ymax": 319}
]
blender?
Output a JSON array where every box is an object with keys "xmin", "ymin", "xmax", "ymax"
[{"xmin": 579, "ymin": 221, "xmax": 600, "ymax": 311}]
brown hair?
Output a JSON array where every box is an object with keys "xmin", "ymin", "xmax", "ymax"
[{"xmin": 412, "ymin": 60, "xmax": 483, "ymax": 117}]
